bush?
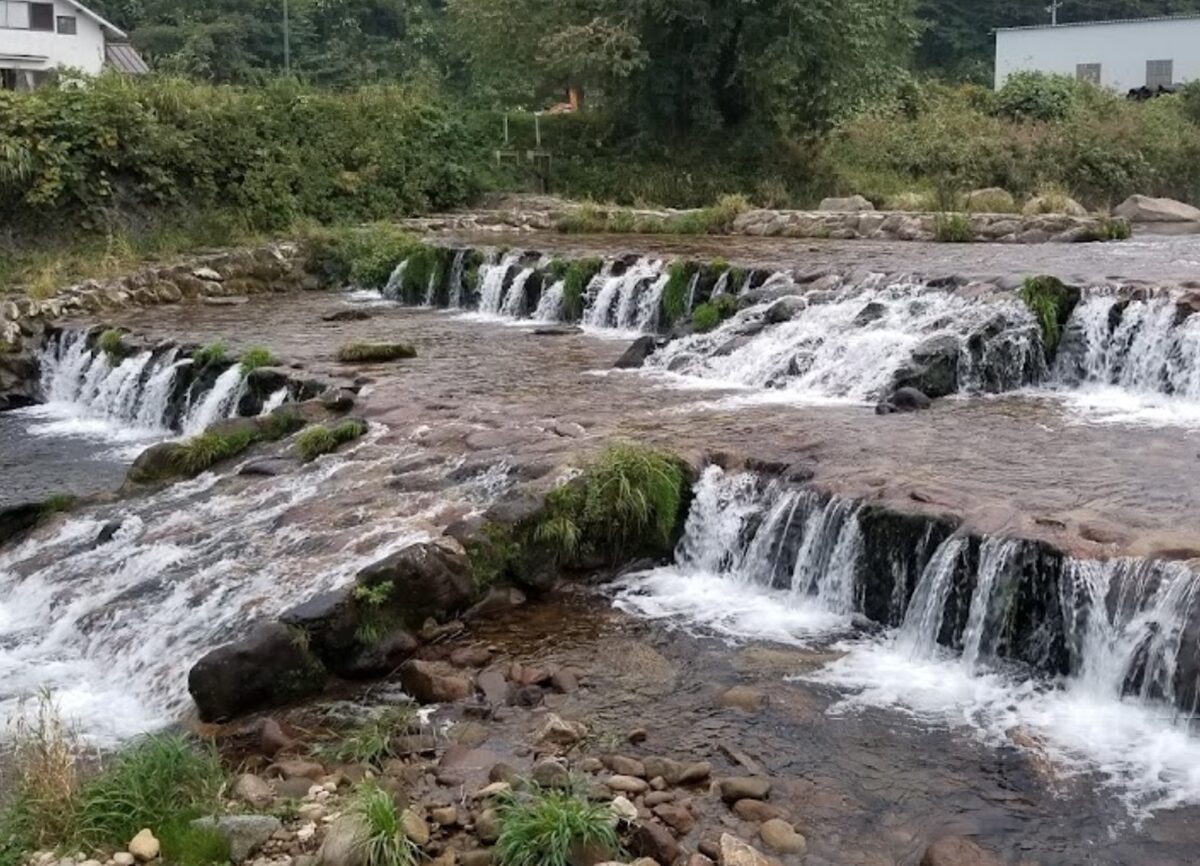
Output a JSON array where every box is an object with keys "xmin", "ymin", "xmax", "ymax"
[
  {"xmin": 353, "ymin": 783, "xmax": 420, "ymax": 866},
  {"xmin": 337, "ymin": 343, "xmax": 417, "ymax": 363},
  {"xmin": 495, "ymin": 786, "xmax": 620, "ymax": 866},
  {"xmin": 933, "ymin": 213, "xmax": 973, "ymax": 242},
  {"xmin": 996, "ymin": 72, "xmax": 1084, "ymax": 122},
  {"xmin": 239, "ymin": 347, "xmax": 276, "ymax": 372},
  {"xmin": 295, "ymin": 419, "xmax": 367, "ymax": 462},
  {"xmin": 532, "ymin": 443, "xmax": 688, "ymax": 566},
  {"xmin": 97, "ymin": 329, "xmax": 125, "ymax": 359}
]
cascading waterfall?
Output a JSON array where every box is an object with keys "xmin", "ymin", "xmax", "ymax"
[
  {"xmin": 534, "ymin": 280, "xmax": 567, "ymax": 321},
  {"xmin": 260, "ymin": 388, "xmax": 290, "ymax": 415},
  {"xmin": 647, "ymin": 280, "xmax": 1043, "ymax": 402},
  {"xmin": 500, "ymin": 268, "xmax": 536, "ymax": 317},
  {"xmin": 477, "ymin": 251, "xmax": 522, "ymax": 315},
  {"xmin": 617, "ymin": 465, "xmax": 1200, "ymax": 815},
  {"xmin": 684, "ymin": 272, "xmax": 701, "ymax": 315},
  {"xmin": 423, "ymin": 269, "xmax": 439, "ymax": 307},
  {"xmin": 181, "ymin": 365, "xmax": 247, "ymax": 436},
  {"xmin": 382, "ymin": 260, "xmax": 408, "ymax": 300},
  {"xmin": 582, "ymin": 259, "xmax": 669, "ymax": 332},
  {"xmin": 446, "ymin": 250, "xmax": 467, "ymax": 309}
]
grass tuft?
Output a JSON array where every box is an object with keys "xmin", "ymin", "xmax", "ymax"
[
  {"xmin": 192, "ymin": 341, "xmax": 227, "ymax": 367},
  {"xmin": 495, "ymin": 786, "xmax": 620, "ymax": 866},
  {"xmin": 295, "ymin": 419, "xmax": 367, "ymax": 462},
  {"xmin": 933, "ymin": 212, "xmax": 974, "ymax": 243},
  {"xmin": 172, "ymin": 429, "xmax": 257, "ymax": 475},
  {"xmin": 353, "ymin": 783, "xmax": 420, "ymax": 866},
  {"xmin": 337, "ymin": 343, "xmax": 417, "ymax": 363},
  {"xmin": 239, "ymin": 347, "xmax": 277, "ymax": 373},
  {"xmin": 313, "ymin": 704, "xmax": 418, "ymax": 767},
  {"xmin": 96, "ymin": 329, "xmax": 125, "ymax": 360},
  {"xmin": 690, "ymin": 293, "xmax": 737, "ymax": 333}
]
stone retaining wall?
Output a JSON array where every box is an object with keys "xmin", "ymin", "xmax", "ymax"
[{"xmin": 401, "ymin": 205, "xmax": 1128, "ymax": 244}]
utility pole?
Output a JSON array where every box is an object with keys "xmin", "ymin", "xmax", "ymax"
[
  {"xmin": 1047, "ymin": 0, "xmax": 1063, "ymax": 25},
  {"xmin": 283, "ymin": 0, "xmax": 291, "ymax": 75}
]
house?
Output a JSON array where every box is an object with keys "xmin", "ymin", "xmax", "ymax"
[
  {"xmin": 994, "ymin": 14, "xmax": 1200, "ymax": 93},
  {"xmin": 0, "ymin": 0, "xmax": 148, "ymax": 90}
]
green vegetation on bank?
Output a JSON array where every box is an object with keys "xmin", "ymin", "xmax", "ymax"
[
  {"xmin": 691, "ymin": 295, "xmax": 738, "ymax": 334},
  {"xmin": 337, "ymin": 343, "xmax": 418, "ymax": 363},
  {"xmin": 294, "ymin": 420, "xmax": 369, "ymax": 462},
  {"xmin": 353, "ymin": 783, "xmax": 421, "ymax": 866},
  {"xmin": 495, "ymin": 785, "xmax": 620, "ymax": 866},
  {"xmin": 172, "ymin": 428, "xmax": 258, "ymax": 475},
  {"xmin": 1020, "ymin": 276, "xmax": 1079, "ymax": 357},
  {"xmin": 239, "ymin": 347, "xmax": 277, "ymax": 372}
]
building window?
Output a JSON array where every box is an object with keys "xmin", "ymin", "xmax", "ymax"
[
  {"xmin": 1146, "ymin": 59, "xmax": 1174, "ymax": 89},
  {"xmin": 1076, "ymin": 63, "xmax": 1101, "ymax": 85},
  {"xmin": 57, "ymin": 14, "xmax": 75, "ymax": 34},
  {"xmin": 29, "ymin": 1, "xmax": 52, "ymax": 30},
  {"xmin": 1, "ymin": 2, "xmax": 31, "ymax": 29}
]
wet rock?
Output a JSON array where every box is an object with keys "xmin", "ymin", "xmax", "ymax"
[
  {"xmin": 322, "ymin": 310, "xmax": 373, "ymax": 322},
  {"xmin": 550, "ymin": 668, "xmax": 579, "ymax": 693},
  {"xmin": 628, "ymin": 728, "xmax": 648, "ymax": 745},
  {"xmin": 401, "ymin": 810, "xmax": 430, "ymax": 846},
  {"xmin": 321, "ymin": 389, "xmax": 356, "ymax": 412},
  {"xmin": 629, "ymin": 822, "xmax": 679, "ymax": 865},
  {"xmin": 476, "ymin": 669, "xmax": 509, "ymax": 706},
  {"xmin": 234, "ymin": 773, "xmax": 276, "ymax": 808},
  {"xmin": 758, "ymin": 820, "xmax": 805, "ymax": 855},
  {"xmin": 615, "ymin": 336, "xmax": 659, "ymax": 369},
  {"xmin": 642, "ymin": 758, "xmax": 683, "ymax": 786},
  {"xmin": 128, "ymin": 830, "xmax": 159, "ymax": 862},
  {"xmin": 688, "ymin": 855, "xmax": 715, "ymax": 866},
  {"xmin": 578, "ymin": 758, "xmax": 604, "ymax": 774},
  {"xmin": 465, "ymin": 587, "xmax": 527, "ymax": 621},
  {"xmin": 317, "ymin": 816, "xmax": 367, "ymax": 866},
  {"xmin": 354, "ymin": 540, "xmax": 476, "ymax": 629},
  {"xmin": 719, "ymin": 686, "xmax": 766, "ymax": 713},
  {"xmin": 513, "ymin": 684, "xmax": 545, "ymax": 707},
  {"xmin": 611, "ymin": 796, "xmax": 639, "ymax": 822},
  {"xmin": 819, "ymin": 195, "xmax": 874, "ymax": 212},
  {"xmin": 853, "ymin": 302, "xmax": 887, "ymax": 326},
  {"xmin": 919, "ymin": 836, "xmax": 1003, "ymax": 866},
  {"xmin": 239, "ymin": 460, "xmax": 294, "ymax": 478},
  {"xmin": 94, "ymin": 521, "xmax": 123, "ymax": 548},
  {"xmin": 193, "ymin": 815, "xmax": 282, "ymax": 863},
  {"xmin": 894, "ymin": 334, "xmax": 959, "ymax": 399},
  {"xmin": 267, "ymin": 758, "xmax": 325, "ymax": 780},
  {"xmin": 763, "ymin": 297, "xmax": 805, "ymax": 325},
  {"xmin": 532, "ymin": 759, "xmax": 572, "ymax": 789},
  {"xmin": 400, "ymin": 660, "xmax": 472, "ymax": 704},
  {"xmin": 888, "ymin": 387, "xmax": 932, "ymax": 412},
  {"xmin": 678, "ymin": 762, "xmax": 711, "ymax": 785},
  {"xmin": 606, "ymin": 775, "xmax": 649, "ymax": 795},
  {"xmin": 475, "ymin": 809, "xmax": 500, "ymax": 844},
  {"xmin": 533, "ymin": 326, "xmax": 583, "ymax": 336},
  {"xmin": 535, "ymin": 714, "xmax": 587, "ymax": 747},
  {"xmin": 719, "ymin": 835, "xmax": 774, "ymax": 866},
  {"xmin": 652, "ymin": 804, "xmax": 695, "ymax": 835},
  {"xmin": 188, "ymin": 622, "xmax": 327, "ymax": 722},
  {"xmin": 732, "ymin": 800, "xmax": 784, "ymax": 823},
  {"xmin": 554, "ymin": 421, "xmax": 587, "ymax": 438},
  {"xmin": 604, "ymin": 755, "xmax": 646, "ymax": 777},
  {"xmin": 450, "ymin": 647, "xmax": 494, "ymax": 668},
  {"xmin": 719, "ymin": 778, "xmax": 771, "ymax": 803}
]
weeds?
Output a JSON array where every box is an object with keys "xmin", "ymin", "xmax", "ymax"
[
  {"xmin": 559, "ymin": 259, "xmax": 603, "ymax": 322},
  {"xmin": 1, "ymin": 691, "xmax": 81, "ymax": 853},
  {"xmin": 39, "ymin": 493, "xmax": 76, "ymax": 521},
  {"xmin": 353, "ymin": 783, "xmax": 420, "ymax": 866},
  {"xmin": 156, "ymin": 818, "xmax": 231, "ymax": 866},
  {"xmin": 661, "ymin": 262, "xmax": 694, "ymax": 326},
  {"xmin": 295, "ymin": 419, "xmax": 367, "ymax": 462},
  {"xmin": 337, "ymin": 343, "xmax": 417, "ymax": 363},
  {"xmin": 495, "ymin": 786, "xmax": 620, "ymax": 866},
  {"xmin": 192, "ymin": 342, "xmax": 227, "ymax": 367},
  {"xmin": 97, "ymin": 329, "xmax": 125, "ymax": 360},
  {"xmin": 314, "ymin": 704, "xmax": 418, "ymax": 767},
  {"xmin": 258, "ymin": 407, "xmax": 305, "ymax": 441},
  {"xmin": 1020, "ymin": 275, "xmax": 1077, "ymax": 355},
  {"xmin": 933, "ymin": 213, "xmax": 974, "ymax": 243},
  {"xmin": 172, "ymin": 429, "xmax": 257, "ymax": 475},
  {"xmin": 240, "ymin": 347, "xmax": 276, "ymax": 372}
]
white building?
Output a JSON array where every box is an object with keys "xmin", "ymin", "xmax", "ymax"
[
  {"xmin": 995, "ymin": 15, "xmax": 1200, "ymax": 93},
  {"xmin": 0, "ymin": 0, "xmax": 147, "ymax": 89}
]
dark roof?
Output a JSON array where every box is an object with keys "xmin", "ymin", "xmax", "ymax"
[
  {"xmin": 105, "ymin": 43, "xmax": 150, "ymax": 74},
  {"xmin": 997, "ymin": 14, "xmax": 1200, "ymax": 33}
]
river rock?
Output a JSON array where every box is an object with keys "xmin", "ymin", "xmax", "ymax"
[
  {"xmin": 819, "ymin": 195, "xmax": 874, "ymax": 212},
  {"xmin": 894, "ymin": 334, "xmax": 959, "ymax": 399},
  {"xmin": 642, "ymin": 757, "xmax": 683, "ymax": 786},
  {"xmin": 267, "ymin": 758, "xmax": 325, "ymax": 780},
  {"xmin": 128, "ymin": 830, "xmax": 159, "ymax": 862},
  {"xmin": 719, "ymin": 777, "xmax": 771, "ymax": 803},
  {"xmin": 763, "ymin": 296, "xmax": 806, "ymax": 325},
  {"xmin": 758, "ymin": 819, "xmax": 805, "ymax": 855},
  {"xmin": 604, "ymin": 755, "xmax": 646, "ymax": 777},
  {"xmin": 323, "ymin": 309, "xmax": 373, "ymax": 322},
  {"xmin": 188, "ymin": 622, "xmax": 327, "ymax": 722},
  {"xmin": 475, "ymin": 809, "xmax": 501, "ymax": 844},
  {"xmin": 629, "ymin": 821, "xmax": 679, "ymax": 865},
  {"xmin": 354, "ymin": 540, "xmax": 476, "ymax": 629},
  {"xmin": 719, "ymin": 835, "xmax": 776, "ymax": 866},
  {"xmin": 400, "ymin": 660, "xmax": 472, "ymax": 704},
  {"xmin": 113, "ymin": 855, "xmax": 135, "ymax": 866},
  {"xmin": 719, "ymin": 686, "xmax": 766, "ymax": 713},
  {"xmin": 732, "ymin": 800, "xmax": 784, "ymax": 822},
  {"xmin": 853, "ymin": 301, "xmax": 887, "ymax": 326},
  {"xmin": 919, "ymin": 836, "xmax": 1004, "ymax": 866},
  {"xmin": 653, "ymin": 803, "xmax": 695, "ymax": 835},
  {"xmin": 193, "ymin": 815, "xmax": 282, "ymax": 863},
  {"xmin": 401, "ymin": 810, "xmax": 431, "ymax": 846},
  {"xmin": 615, "ymin": 336, "xmax": 659, "ymax": 369},
  {"xmin": 234, "ymin": 773, "xmax": 276, "ymax": 808},
  {"xmin": 535, "ymin": 714, "xmax": 588, "ymax": 747},
  {"xmin": 532, "ymin": 758, "xmax": 572, "ymax": 789},
  {"xmin": 888, "ymin": 387, "xmax": 932, "ymax": 412},
  {"xmin": 606, "ymin": 774, "xmax": 649, "ymax": 794},
  {"xmin": 1114, "ymin": 195, "xmax": 1200, "ymax": 223},
  {"xmin": 317, "ymin": 816, "xmax": 368, "ymax": 866},
  {"xmin": 611, "ymin": 796, "xmax": 639, "ymax": 822}
]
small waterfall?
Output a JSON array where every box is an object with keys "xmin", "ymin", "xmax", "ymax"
[
  {"xmin": 583, "ymin": 259, "xmax": 668, "ymax": 331},
  {"xmin": 684, "ymin": 272, "xmax": 701, "ymax": 315},
  {"xmin": 534, "ymin": 280, "xmax": 567, "ymax": 321},
  {"xmin": 423, "ymin": 269, "xmax": 439, "ymax": 307},
  {"xmin": 960, "ymin": 539, "xmax": 1023, "ymax": 670},
  {"xmin": 447, "ymin": 250, "xmax": 467, "ymax": 309},
  {"xmin": 382, "ymin": 260, "xmax": 408, "ymax": 300},
  {"xmin": 710, "ymin": 270, "xmax": 731, "ymax": 298},
  {"xmin": 477, "ymin": 251, "xmax": 522, "ymax": 315},
  {"xmin": 896, "ymin": 537, "xmax": 969, "ymax": 658},
  {"xmin": 500, "ymin": 268, "xmax": 535, "ymax": 317},
  {"xmin": 648, "ymin": 280, "xmax": 1043, "ymax": 402},
  {"xmin": 260, "ymin": 388, "xmax": 290, "ymax": 414},
  {"xmin": 133, "ymin": 351, "xmax": 187, "ymax": 430},
  {"xmin": 1056, "ymin": 293, "xmax": 1200, "ymax": 399},
  {"xmin": 181, "ymin": 365, "xmax": 247, "ymax": 436}
]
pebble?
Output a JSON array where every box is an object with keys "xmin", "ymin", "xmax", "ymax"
[
  {"xmin": 113, "ymin": 854, "xmax": 135, "ymax": 866},
  {"xmin": 606, "ymin": 774, "xmax": 649, "ymax": 794}
]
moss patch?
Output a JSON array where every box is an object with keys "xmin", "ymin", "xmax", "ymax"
[
  {"xmin": 295, "ymin": 419, "xmax": 368, "ymax": 462},
  {"xmin": 933, "ymin": 213, "xmax": 974, "ymax": 243},
  {"xmin": 337, "ymin": 342, "xmax": 417, "ymax": 363},
  {"xmin": 1020, "ymin": 275, "xmax": 1080, "ymax": 357}
]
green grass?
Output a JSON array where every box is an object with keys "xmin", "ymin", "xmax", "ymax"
[
  {"xmin": 295, "ymin": 419, "xmax": 368, "ymax": 462},
  {"xmin": 1089, "ymin": 217, "xmax": 1132, "ymax": 241},
  {"xmin": 690, "ymin": 294, "xmax": 736, "ymax": 334},
  {"xmin": 495, "ymin": 786, "xmax": 620, "ymax": 866},
  {"xmin": 661, "ymin": 262, "xmax": 694, "ymax": 327},
  {"xmin": 192, "ymin": 341, "xmax": 227, "ymax": 367},
  {"xmin": 1020, "ymin": 275, "xmax": 1076, "ymax": 355},
  {"xmin": 239, "ymin": 347, "xmax": 276, "ymax": 372},
  {"xmin": 560, "ymin": 258, "xmax": 603, "ymax": 322},
  {"xmin": 933, "ymin": 213, "xmax": 974, "ymax": 243},
  {"xmin": 157, "ymin": 817, "xmax": 231, "ymax": 866},
  {"xmin": 557, "ymin": 194, "xmax": 749, "ymax": 237},
  {"xmin": 531, "ymin": 443, "xmax": 687, "ymax": 567},
  {"xmin": 353, "ymin": 783, "xmax": 420, "ymax": 866},
  {"xmin": 172, "ymin": 429, "xmax": 257, "ymax": 475},
  {"xmin": 97, "ymin": 329, "xmax": 125, "ymax": 360},
  {"xmin": 258, "ymin": 407, "xmax": 305, "ymax": 441},
  {"xmin": 39, "ymin": 493, "xmax": 76, "ymax": 521},
  {"xmin": 313, "ymin": 704, "xmax": 417, "ymax": 767},
  {"xmin": 337, "ymin": 342, "xmax": 417, "ymax": 363}
]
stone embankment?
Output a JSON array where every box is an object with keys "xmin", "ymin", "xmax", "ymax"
[{"xmin": 400, "ymin": 204, "xmax": 1127, "ymax": 244}]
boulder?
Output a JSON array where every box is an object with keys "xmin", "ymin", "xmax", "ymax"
[
  {"xmin": 615, "ymin": 336, "xmax": 660, "ymax": 369},
  {"xmin": 532, "ymin": 758, "xmax": 572, "ymax": 789},
  {"xmin": 893, "ymin": 334, "xmax": 959, "ymax": 399},
  {"xmin": 1113, "ymin": 195, "xmax": 1200, "ymax": 223},
  {"xmin": 604, "ymin": 755, "xmax": 646, "ymax": 778},
  {"xmin": 128, "ymin": 830, "xmax": 160, "ymax": 862},
  {"xmin": 400, "ymin": 660, "xmax": 472, "ymax": 704},
  {"xmin": 919, "ymin": 836, "xmax": 1004, "ymax": 866},
  {"xmin": 653, "ymin": 803, "xmax": 695, "ymax": 835},
  {"xmin": 763, "ymin": 297, "xmax": 806, "ymax": 325},
  {"xmin": 888, "ymin": 387, "xmax": 932, "ymax": 412},
  {"xmin": 719, "ymin": 777, "xmax": 771, "ymax": 803},
  {"xmin": 475, "ymin": 809, "xmax": 501, "ymax": 844},
  {"xmin": 188, "ymin": 622, "xmax": 327, "ymax": 722},
  {"xmin": 354, "ymin": 540, "xmax": 476, "ymax": 628},
  {"xmin": 233, "ymin": 773, "xmax": 275, "ymax": 808},
  {"xmin": 719, "ymin": 686, "xmax": 766, "ymax": 713},
  {"xmin": 401, "ymin": 810, "xmax": 430, "ymax": 846},
  {"xmin": 758, "ymin": 819, "xmax": 806, "ymax": 855},
  {"xmin": 719, "ymin": 835, "xmax": 774, "ymax": 866},
  {"xmin": 818, "ymin": 195, "xmax": 874, "ymax": 213},
  {"xmin": 192, "ymin": 815, "xmax": 282, "ymax": 863},
  {"xmin": 318, "ymin": 815, "xmax": 368, "ymax": 866},
  {"xmin": 678, "ymin": 762, "xmax": 711, "ymax": 785},
  {"xmin": 642, "ymin": 757, "xmax": 683, "ymax": 786},
  {"xmin": 629, "ymin": 821, "xmax": 679, "ymax": 865},
  {"xmin": 852, "ymin": 301, "xmax": 888, "ymax": 326}
]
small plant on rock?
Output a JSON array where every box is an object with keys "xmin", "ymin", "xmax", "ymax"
[
  {"xmin": 295, "ymin": 419, "xmax": 367, "ymax": 462},
  {"xmin": 314, "ymin": 704, "xmax": 418, "ymax": 767},
  {"xmin": 192, "ymin": 341, "xmax": 227, "ymax": 367},
  {"xmin": 97, "ymin": 329, "xmax": 125, "ymax": 360},
  {"xmin": 1020, "ymin": 275, "xmax": 1077, "ymax": 355},
  {"xmin": 337, "ymin": 342, "xmax": 417, "ymax": 363},
  {"xmin": 495, "ymin": 786, "xmax": 620, "ymax": 866},
  {"xmin": 933, "ymin": 213, "xmax": 973, "ymax": 243},
  {"xmin": 353, "ymin": 782, "xmax": 420, "ymax": 866},
  {"xmin": 239, "ymin": 347, "xmax": 276, "ymax": 372},
  {"xmin": 172, "ymin": 429, "xmax": 257, "ymax": 475}
]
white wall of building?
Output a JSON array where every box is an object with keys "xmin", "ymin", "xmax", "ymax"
[
  {"xmin": 995, "ymin": 17, "xmax": 1200, "ymax": 91},
  {"xmin": 0, "ymin": 0, "xmax": 109, "ymax": 75}
]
